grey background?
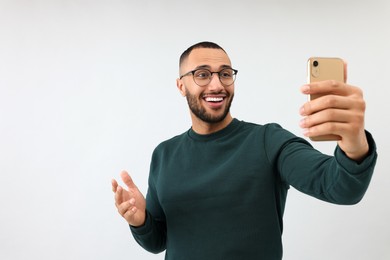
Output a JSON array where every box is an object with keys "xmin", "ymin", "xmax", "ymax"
[{"xmin": 0, "ymin": 0, "xmax": 389, "ymax": 259}]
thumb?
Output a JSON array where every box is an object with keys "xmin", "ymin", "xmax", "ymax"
[{"xmin": 120, "ymin": 170, "xmax": 136, "ymax": 189}]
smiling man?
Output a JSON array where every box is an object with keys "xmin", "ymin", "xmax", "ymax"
[
  {"xmin": 112, "ymin": 42, "xmax": 377, "ymax": 259},
  {"xmin": 177, "ymin": 46, "xmax": 235, "ymax": 133}
]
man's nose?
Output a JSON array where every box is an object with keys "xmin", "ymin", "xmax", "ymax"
[{"xmin": 207, "ymin": 73, "xmax": 224, "ymax": 90}]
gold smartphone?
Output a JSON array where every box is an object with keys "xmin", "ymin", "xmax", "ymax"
[{"xmin": 307, "ymin": 57, "xmax": 344, "ymax": 141}]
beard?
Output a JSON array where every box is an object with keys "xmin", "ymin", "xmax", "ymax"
[{"xmin": 185, "ymin": 90, "xmax": 234, "ymax": 123}]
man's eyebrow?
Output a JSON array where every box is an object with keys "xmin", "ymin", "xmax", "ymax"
[
  {"xmin": 194, "ymin": 64, "xmax": 232, "ymax": 70},
  {"xmin": 194, "ymin": 65, "xmax": 211, "ymax": 70},
  {"xmin": 220, "ymin": 65, "xmax": 233, "ymax": 69}
]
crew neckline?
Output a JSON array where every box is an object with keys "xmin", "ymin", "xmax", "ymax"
[{"xmin": 187, "ymin": 118, "xmax": 241, "ymax": 141}]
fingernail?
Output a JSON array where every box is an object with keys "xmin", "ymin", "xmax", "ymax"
[
  {"xmin": 299, "ymin": 118, "xmax": 306, "ymax": 127},
  {"xmin": 130, "ymin": 198, "xmax": 135, "ymax": 205},
  {"xmin": 299, "ymin": 106, "xmax": 306, "ymax": 116},
  {"xmin": 302, "ymin": 128, "xmax": 309, "ymax": 136},
  {"xmin": 301, "ymin": 85, "xmax": 310, "ymax": 94}
]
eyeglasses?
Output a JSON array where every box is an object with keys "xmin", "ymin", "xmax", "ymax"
[{"xmin": 179, "ymin": 68, "xmax": 238, "ymax": 87}]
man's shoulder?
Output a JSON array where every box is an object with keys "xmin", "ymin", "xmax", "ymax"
[
  {"xmin": 237, "ymin": 120, "xmax": 304, "ymax": 145},
  {"xmin": 237, "ymin": 120, "xmax": 283, "ymax": 132},
  {"xmin": 154, "ymin": 130, "xmax": 188, "ymax": 151}
]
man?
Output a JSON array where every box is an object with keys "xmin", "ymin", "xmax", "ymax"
[{"xmin": 112, "ymin": 42, "xmax": 377, "ymax": 259}]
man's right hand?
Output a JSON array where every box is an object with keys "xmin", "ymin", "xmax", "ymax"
[{"xmin": 112, "ymin": 170, "xmax": 146, "ymax": 227}]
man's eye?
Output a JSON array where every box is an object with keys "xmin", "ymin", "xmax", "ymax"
[
  {"xmin": 195, "ymin": 71, "xmax": 210, "ymax": 78},
  {"xmin": 220, "ymin": 70, "xmax": 233, "ymax": 78}
]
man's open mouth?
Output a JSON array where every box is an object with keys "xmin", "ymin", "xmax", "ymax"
[{"xmin": 204, "ymin": 96, "xmax": 224, "ymax": 103}]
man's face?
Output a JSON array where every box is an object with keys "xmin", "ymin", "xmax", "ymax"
[{"xmin": 177, "ymin": 48, "xmax": 235, "ymax": 124}]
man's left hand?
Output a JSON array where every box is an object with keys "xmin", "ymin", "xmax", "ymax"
[{"xmin": 299, "ymin": 77, "xmax": 369, "ymax": 162}]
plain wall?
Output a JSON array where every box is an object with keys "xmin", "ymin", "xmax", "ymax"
[{"xmin": 0, "ymin": 0, "xmax": 389, "ymax": 259}]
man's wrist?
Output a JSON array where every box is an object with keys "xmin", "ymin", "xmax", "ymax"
[{"xmin": 130, "ymin": 210, "xmax": 147, "ymax": 228}]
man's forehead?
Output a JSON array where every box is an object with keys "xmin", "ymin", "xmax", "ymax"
[{"xmin": 186, "ymin": 48, "xmax": 231, "ymax": 69}]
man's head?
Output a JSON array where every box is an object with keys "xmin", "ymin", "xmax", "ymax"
[
  {"xmin": 179, "ymin": 42, "xmax": 227, "ymax": 72},
  {"xmin": 176, "ymin": 42, "xmax": 236, "ymax": 129}
]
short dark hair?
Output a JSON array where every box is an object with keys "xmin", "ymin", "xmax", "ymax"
[{"xmin": 179, "ymin": 41, "xmax": 226, "ymax": 68}]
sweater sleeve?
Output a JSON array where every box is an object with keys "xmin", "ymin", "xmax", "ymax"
[
  {"xmin": 130, "ymin": 149, "xmax": 167, "ymax": 254},
  {"xmin": 129, "ymin": 208, "xmax": 166, "ymax": 254},
  {"xmin": 265, "ymin": 124, "xmax": 377, "ymax": 205}
]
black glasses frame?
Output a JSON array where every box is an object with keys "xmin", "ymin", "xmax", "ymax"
[{"xmin": 179, "ymin": 68, "xmax": 238, "ymax": 87}]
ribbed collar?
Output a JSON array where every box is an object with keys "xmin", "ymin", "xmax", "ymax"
[{"xmin": 187, "ymin": 118, "xmax": 240, "ymax": 141}]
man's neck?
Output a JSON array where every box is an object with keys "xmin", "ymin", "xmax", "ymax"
[{"xmin": 190, "ymin": 114, "xmax": 233, "ymax": 135}]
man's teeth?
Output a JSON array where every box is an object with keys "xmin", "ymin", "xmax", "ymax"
[{"xmin": 205, "ymin": 97, "xmax": 224, "ymax": 102}]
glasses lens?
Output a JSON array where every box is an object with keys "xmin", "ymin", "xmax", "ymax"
[
  {"xmin": 193, "ymin": 69, "xmax": 212, "ymax": 86},
  {"xmin": 219, "ymin": 69, "xmax": 236, "ymax": 86}
]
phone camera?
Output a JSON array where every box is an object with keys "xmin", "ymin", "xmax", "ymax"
[{"xmin": 313, "ymin": 60, "xmax": 319, "ymax": 67}]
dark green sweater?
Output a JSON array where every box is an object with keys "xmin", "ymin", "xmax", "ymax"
[{"xmin": 130, "ymin": 119, "xmax": 377, "ymax": 259}]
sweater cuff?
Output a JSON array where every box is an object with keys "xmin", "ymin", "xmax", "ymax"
[
  {"xmin": 334, "ymin": 130, "xmax": 377, "ymax": 174},
  {"xmin": 129, "ymin": 210, "xmax": 152, "ymax": 235}
]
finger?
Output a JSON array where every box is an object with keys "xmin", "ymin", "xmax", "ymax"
[
  {"xmin": 123, "ymin": 207, "xmax": 137, "ymax": 220},
  {"xmin": 115, "ymin": 186, "xmax": 124, "ymax": 205},
  {"xmin": 303, "ymin": 122, "xmax": 347, "ymax": 140},
  {"xmin": 302, "ymin": 80, "xmax": 346, "ymax": 97},
  {"xmin": 118, "ymin": 201, "xmax": 134, "ymax": 217},
  {"xmin": 302, "ymin": 121, "xmax": 348, "ymax": 139},
  {"xmin": 111, "ymin": 179, "xmax": 118, "ymax": 193},
  {"xmin": 120, "ymin": 170, "xmax": 136, "ymax": 189},
  {"xmin": 300, "ymin": 95, "xmax": 351, "ymax": 116},
  {"xmin": 300, "ymin": 108, "xmax": 351, "ymax": 129}
]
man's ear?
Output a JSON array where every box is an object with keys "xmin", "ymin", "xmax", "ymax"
[{"xmin": 176, "ymin": 78, "xmax": 186, "ymax": 97}]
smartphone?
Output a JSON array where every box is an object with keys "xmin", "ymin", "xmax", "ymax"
[{"xmin": 307, "ymin": 57, "xmax": 344, "ymax": 141}]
